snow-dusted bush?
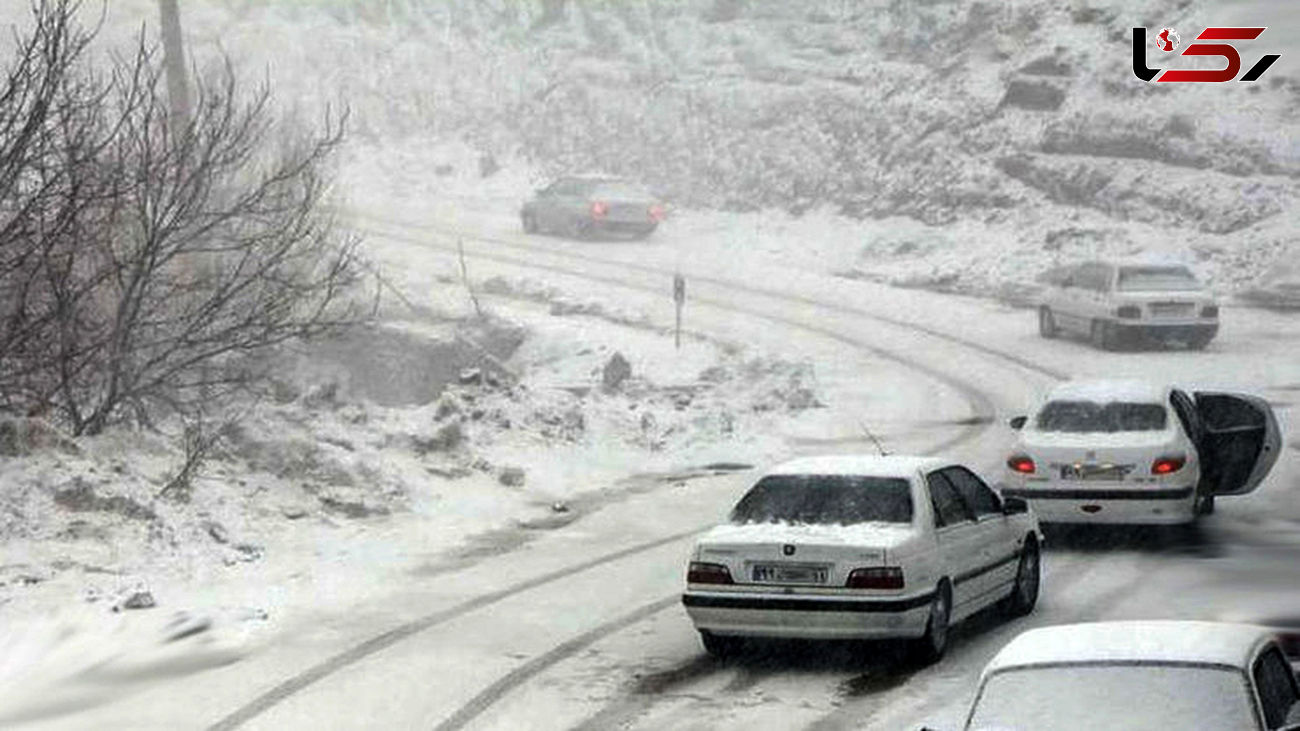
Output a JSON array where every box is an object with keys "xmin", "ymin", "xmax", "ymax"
[{"xmin": 0, "ymin": 1, "xmax": 363, "ymax": 435}]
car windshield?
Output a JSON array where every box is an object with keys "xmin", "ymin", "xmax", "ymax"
[
  {"xmin": 1117, "ymin": 266, "xmax": 1201, "ymax": 291},
  {"xmin": 730, "ymin": 475, "xmax": 913, "ymax": 525},
  {"xmin": 1034, "ymin": 400, "xmax": 1167, "ymax": 433},
  {"xmin": 966, "ymin": 664, "xmax": 1256, "ymax": 731}
]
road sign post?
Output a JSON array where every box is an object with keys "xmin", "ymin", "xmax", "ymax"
[{"xmin": 673, "ymin": 273, "xmax": 685, "ymax": 350}]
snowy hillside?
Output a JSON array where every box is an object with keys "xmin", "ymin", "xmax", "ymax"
[{"xmin": 9, "ymin": 0, "xmax": 1294, "ymax": 298}]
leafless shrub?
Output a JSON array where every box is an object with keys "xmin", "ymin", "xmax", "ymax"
[{"xmin": 0, "ymin": 1, "xmax": 366, "ymax": 439}]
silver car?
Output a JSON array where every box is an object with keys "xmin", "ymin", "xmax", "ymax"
[
  {"xmin": 520, "ymin": 175, "xmax": 665, "ymax": 240},
  {"xmin": 1037, "ymin": 259, "xmax": 1219, "ymax": 350}
]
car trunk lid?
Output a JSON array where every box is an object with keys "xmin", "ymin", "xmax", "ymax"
[
  {"xmin": 696, "ymin": 522, "xmax": 913, "ymax": 587},
  {"xmin": 1018, "ymin": 430, "xmax": 1179, "ymax": 483}
]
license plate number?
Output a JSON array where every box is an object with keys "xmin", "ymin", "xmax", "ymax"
[
  {"xmin": 1150, "ymin": 303, "xmax": 1194, "ymax": 317},
  {"xmin": 752, "ymin": 564, "xmax": 828, "ymax": 584},
  {"xmin": 1060, "ymin": 464, "xmax": 1127, "ymax": 481}
]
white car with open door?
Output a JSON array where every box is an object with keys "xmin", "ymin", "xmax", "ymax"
[
  {"xmin": 1001, "ymin": 380, "xmax": 1281, "ymax": 526},
  {"xmin": 955, "ymin": 621, "xmax": 1300, "ymax": 730},
  {"xmin": 681, "ymin": 455, "xmax": 1042, "ymax": 664}
]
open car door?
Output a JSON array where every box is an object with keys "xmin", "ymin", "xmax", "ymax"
[{"xmin": 1194, "ymin": 392, "xmax": 1282, "ymax": 496}]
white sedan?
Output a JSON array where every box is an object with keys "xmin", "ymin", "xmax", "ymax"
[
  {"xmin": 1001, "ymin": 379, "xmax": 1281, "ymax": 526},
  {"xmin": 957, "ymin": 621, "xmax": 1300, "ymax": 730},
  {"xmin": 681, "ymin": 455, "xmax": 1042, "ymax": 663}
]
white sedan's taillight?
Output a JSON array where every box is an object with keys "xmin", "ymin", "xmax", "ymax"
[
  {"xmin": 1151, "ymin": 454, "xmax": 1187, "ymax": 475},
  {"xmin": 1007, "ymin": 454, "xmax": 1036, "ymax": 474},
  {"xmin": 846, "ymin": 567, "xmax": 904, "ymax": 590},
  {"xmin": 687, "ymin": 561, "xmax": 733, "ymax": 585}
]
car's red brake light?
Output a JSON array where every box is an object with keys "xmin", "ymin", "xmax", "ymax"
[
  {"xmin": 648, "ymin": 204, "xmax": 666, "ymax": 222},
  {"xmin": 590, "ymin": 201, "xmax": 608, "ymax": 220},
  {"xmin": 1116, "ymin": 305, "xmax": 1142, "ymax": 319},
  {"xmin": 1151, "ymin": 455, "xmax": 1186, "ymax": 475},
  {"xmin": 687, "ymin": 561, "xmax": 733, "ymax": 585},
  {"xmin": 1007, "ymin": 455, "xmax": 1036, "ymax": 474},
  {"xmin": 1201, "ymin": 305, "xmax": 1219, "ymax": 318},
  {"xmin": 846, "ymin": 567, "xmax": 904, "ymax": 590}
]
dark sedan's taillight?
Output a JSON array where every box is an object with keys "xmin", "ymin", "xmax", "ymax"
[
  {"xmin": 687, "ymin": 562, "xmax": 733, "ymax": 585},
  {"xmin": 590, "ymin": 201, "xmax": 608, "ymax": 220},
  {"xmin": 846, "ymin": 567, "xmax": 904, "ymax": 590},
  {"xmin": 1116, "ymin": 305, "xmax": 1142, "ymax": 319},
  {"xmin": 1201, "ymin": 305, "xmax": 1219, "ymax": 318},
  {"xmin": 649, "ymin": 204, "xmax": 666, "ymax": 222}
]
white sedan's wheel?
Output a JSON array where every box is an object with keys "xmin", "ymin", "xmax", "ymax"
[
  {"xmin": 1003, "ymin": 539, "xmax": 1041, "ymax": 617},
  {"xmin": 1038, "ymin": 307, "xmax": 1057, "ymax": 339},
  {"xmin": 700, "ymin": 631, "xmax": 741, "ymax": 658},
  {"xmin": 910, "ymin": 583, "xmax": 951, "ymax": 665}
]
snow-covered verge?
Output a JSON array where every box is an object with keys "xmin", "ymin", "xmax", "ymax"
[
  {"xmin": 3, "ymin": 0, "xmax": 1295, "ymax": 302},
  {"xmin": 20, "ymin": 0, "xmax": 1289, "ymax": 303},
  {"xmin": 0, "ymin": 270, "xmax": 846, "ymax": 722}
]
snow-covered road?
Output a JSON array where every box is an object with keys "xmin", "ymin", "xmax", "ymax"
[{"xmin": 22, "ymin": 209, "xmax": 1300, "ymax": 731}]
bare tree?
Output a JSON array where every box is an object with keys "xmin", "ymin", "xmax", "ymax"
[
  {"xmin": 0, "ymin": 0, "xmax": 113, "ymax": 416},
  {"xmin": 0, "ymin": 1, "xmax": 366, "ymax": 437}
]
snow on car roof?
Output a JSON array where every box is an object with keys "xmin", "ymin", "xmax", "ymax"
[
  {"xmin": 985, "ymin": 621, "xmax": 1275, "ymax": 674},
  {"xmin": 764, "ymin": 454, "xmax": 948, "ymax": 479},
  {"xmin": 1045, "ymin": 379, "xmax": 1168, "ymax": 404}
]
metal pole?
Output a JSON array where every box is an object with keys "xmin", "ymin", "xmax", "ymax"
[
  {"xmin": 675, "ymin": 302, "xmax": 682, "ymax": 349},
  {"xmin": 673, "ymin": 273, "xmax": 685, "ymax": 350},
  {"xmin": 158, "ymin": 0, "xmax": 190, "ymax": 125}
]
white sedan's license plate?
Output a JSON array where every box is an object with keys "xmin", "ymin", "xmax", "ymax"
[
  {"xmin": 1060, "ymin": 464, "xmax": 1129, "ymax": 481},
  {"xmin": 752, "ymin": 564, "xmax": 829, "ymax": 584}
]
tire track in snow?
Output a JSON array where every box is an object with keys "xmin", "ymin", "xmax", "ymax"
[
  {"xmin": 428, "ymin": 417, "xmax": 999, "ymax": 731},
  {"xmin": 206, "ymin": 530, "xmax": 702, "ymax": 731},
  {"xmin": 212, "ymin": 214, "xmax": 1065, "ymax": 729}
]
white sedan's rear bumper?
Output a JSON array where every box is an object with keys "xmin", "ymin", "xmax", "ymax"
[
  {"xmin": 682, "ymin": 589, "xmax": 933, "ymax": 640},
  {"xmin": 1001, "ymin": 484, "xmax": 1197, "ymax": 525}
]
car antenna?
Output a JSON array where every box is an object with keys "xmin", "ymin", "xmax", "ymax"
[{"xmin": 857, "ymin": 419, "xmax": 890, "ymax": 456}]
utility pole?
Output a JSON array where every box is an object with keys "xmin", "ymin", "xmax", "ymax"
[
  {"xmin": 159, "ymin": 0, "xmax": 207, "ymax": 403},
  {"xmin": 158, "ymin": 0, "xmax": 190, "ymax": 126},
  {"xmin": 673, "ymin": 273, "xmax": 685, "ymax": 350}
]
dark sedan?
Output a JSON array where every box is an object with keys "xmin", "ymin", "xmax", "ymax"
[{"xmin": 521, "ymin": 176, "xmax": 665, "ymax": 240}]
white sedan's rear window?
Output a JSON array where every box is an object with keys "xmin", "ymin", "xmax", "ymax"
[
  {"xmin": 967, "ymin": 663, "xmax": 1256, "ymax": 731},
  {"xmin": 1035, "ymin": 400, "xmax": 1168, "ymax": 433},
  {"xmin": 1117, "ymin": 265, "xmax": 1201, "ymax": 291},
  {"xmin": 730, "ymin": 475, "xmax": 913, "ymax": 526}
]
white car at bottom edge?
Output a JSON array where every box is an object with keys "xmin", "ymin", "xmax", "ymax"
[
  {"xmin": 949, "ymin": 621, "xmax": 1300, "ymax": 731},
  {"xmin": 681, "ymin": 455, "xmax": 1041, "ymax": 664}
]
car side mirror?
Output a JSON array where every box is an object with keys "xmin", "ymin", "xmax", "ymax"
[
  {"xmin": 1009, "ymin": 415, "xmax": 1028, "ymax": 430},
  {"xmin": 1002, "ymin": 496, "xmax": 1029, "ymax": 515}
]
